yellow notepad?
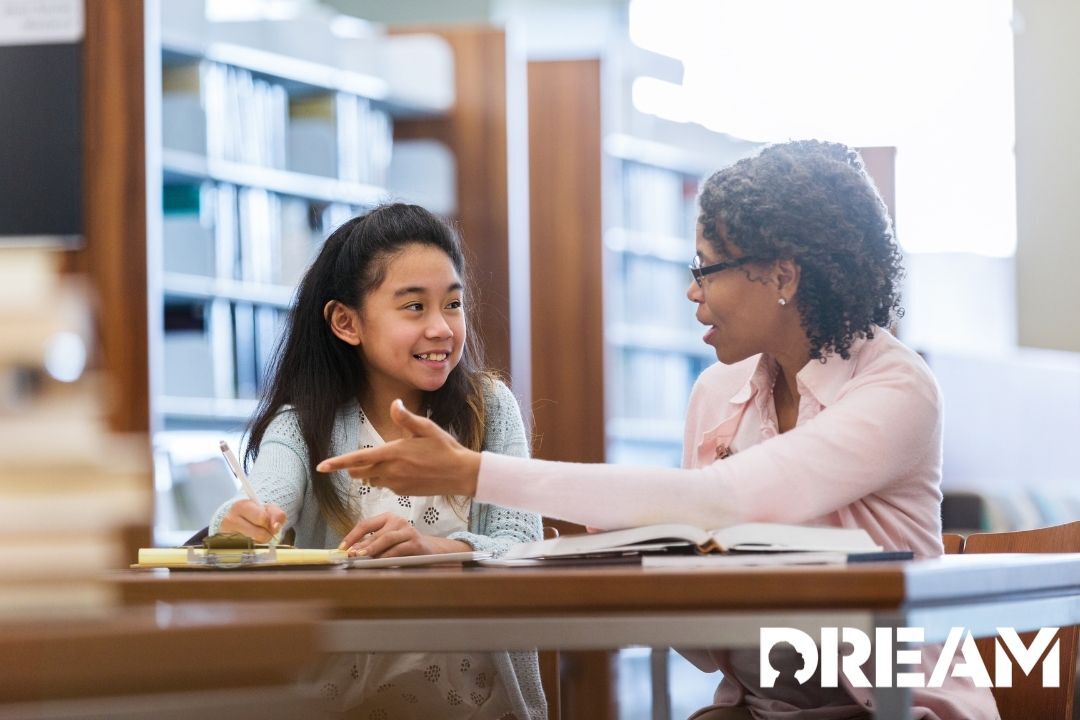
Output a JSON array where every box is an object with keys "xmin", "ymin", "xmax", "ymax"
[{"xmin": 135, "ymin": 546, "xmax": 347, "ymax": 569}]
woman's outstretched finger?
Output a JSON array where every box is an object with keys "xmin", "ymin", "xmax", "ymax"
[
  {"xmin": 317, "ymin": 453, "xmax": 382, "ymax": 474},
  {"xmin": 317, "ymin": 446, "xmax": 389, "ymax": 473},
  {"xmin": 390, "ymin": 398, "xmax": 452, "ymax": 440}
]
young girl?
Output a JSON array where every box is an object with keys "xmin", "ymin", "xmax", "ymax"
[{"xmin": 209, "ymin": 203, "xmax": 546, "ymax": 720}]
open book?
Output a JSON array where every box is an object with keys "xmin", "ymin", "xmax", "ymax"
[{"xmin": 499, "ymin": 522, "xmax": 883, "ymax": 562}]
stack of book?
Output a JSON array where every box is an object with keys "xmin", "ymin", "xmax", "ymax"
[{"xmin": 0, "ymin": 246, "xmax": 150, "ymax": 617}]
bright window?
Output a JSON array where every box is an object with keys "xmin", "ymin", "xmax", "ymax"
[{"xmin": 629, "ymin": 0, "xmax": 1016, "ymax": 258}]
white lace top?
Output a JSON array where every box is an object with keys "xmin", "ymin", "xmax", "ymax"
[
  {"xmin": 349, "ymin": 407, "xmax": 474, "ymax": 536},
  {"xmin": 210, "ymin": 378, "xmax": 546, "ymax": 720},
  {"xmin": 321, "ymin": 411, "xmax": 511, "ymax": 718}
]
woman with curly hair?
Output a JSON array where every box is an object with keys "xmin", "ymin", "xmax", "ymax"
[{"xmin": 319, "ymin": 141, "xmax": 998, "ymax": 720}]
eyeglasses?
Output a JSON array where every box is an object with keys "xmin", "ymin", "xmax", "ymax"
[{"xmin": 689, "ymin": 255, "xmax": 760, "ymax": 287}]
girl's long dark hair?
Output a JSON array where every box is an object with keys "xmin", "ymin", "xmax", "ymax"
[{"xmin": 245, "ymin": 203, "xmax": 491, "ymax": 536}]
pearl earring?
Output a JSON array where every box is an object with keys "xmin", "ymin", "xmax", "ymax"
[{"xmin": 777, "ymin": 297, "xmax": 787, "ymax": 306}]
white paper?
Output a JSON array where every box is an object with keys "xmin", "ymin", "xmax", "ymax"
[
  {"xmin": 345, "ymin": 550, "xmax": 491, "ymax": 569},
  {"xmin": 0, "ymin": 0, "xmax": 83, "ymax": 46}
]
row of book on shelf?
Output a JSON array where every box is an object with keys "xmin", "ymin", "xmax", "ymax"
[
  {"xmin": 607, "ymin": 252, "xmax": 703, "ymax": 333},
  {"xmin": 163, "ymin": 60, "xmax": 394, "ymax": 185},
  {"xmin": 164, "ymin": 299, "xmax": 285, "ymax": 403},
  {"xmin": 163, "ymin": 183, "xmax": 369, "ymax": 404},
  {"xmin": 618, "ymin": 161, "xmax": 701, "ymax": 241},
  {"xmin": 163, "ymin": 181, "xmax": 352, "ymax": 285},
  {"xmin": 607, "ymin": 347, "xmax": 705, "ymax": 424}
]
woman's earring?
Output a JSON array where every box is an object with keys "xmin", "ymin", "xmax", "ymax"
[{"xmin": 777, "ymin": 297, "xmax": 787, "ymax": 306}]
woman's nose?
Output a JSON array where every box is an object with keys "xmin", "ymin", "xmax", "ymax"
[{"xmin": 687, "ymin": 278, "xmax": 703, "ymax": 303}]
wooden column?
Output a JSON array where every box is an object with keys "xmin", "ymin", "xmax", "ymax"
[
  {"xmin": 394, "ymin": 27, "xmax": 515, "ymax": 380},
  {"xmin": 526, "ymin": 59, "xmax": 605, "ymax": 466},
  {"xmin": 527, "ymin": 58, "xmax": 615, "ymax": 720},
  {"xmin": 82, "ymin": 0, "xmax": 150, "ymax": 435}
]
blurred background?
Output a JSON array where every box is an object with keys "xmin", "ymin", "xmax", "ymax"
[{"xmin": 1, "ymin": 0, "xmax": 1077, "ymax": 717}]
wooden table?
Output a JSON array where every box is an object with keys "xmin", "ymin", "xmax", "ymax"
[
  {"xmin": 0, "ymin": 603, "xmax": 324, "ymax": 719},
  {"xmin": 115, "ymin": 554, "xmax": 1080, "ymax": 720}
]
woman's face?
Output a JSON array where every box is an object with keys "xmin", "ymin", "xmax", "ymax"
[
  {"xmin": 356, "ymin": 243, "xmax": 466, "ymax": 397},
  {"xmin": 687, "ymin": 223, "xmax": 783, "ymax": 365}
]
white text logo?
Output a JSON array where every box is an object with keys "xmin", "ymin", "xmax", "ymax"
[{"xmin": 759, "ymin": 627, "xmax": 1060, "ymax": 688}]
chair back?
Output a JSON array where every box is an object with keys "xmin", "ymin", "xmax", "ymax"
[
  {"xmin": 941, "ymin": 533, "xmax": 964, "ymax": 554},
  {"xmin": 539, "ymin": 650, "xmax": 561, "ymax": 720},
  {"xmin": 961, "ymin": 520, "xmax": 1079, "ymax": 720}
]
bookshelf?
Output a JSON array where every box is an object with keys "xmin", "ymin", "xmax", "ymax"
[
  {"xmin": 82, "ymin": 3, "xmax": 521, "ymax": 548},
  {"xmin": 154, "ymin": 47, "xmax": 404, "ymax": 425},
  {"xmin": 140, "ymin": 4, "xmax": 459, "ymax": 544},
  {"xmin": 526, "ymin": 56, "xmax": 758, "ymax": 480},
  {"xmin": 601, "ymin": 135, "xmax": 716, "ymax": 467}
]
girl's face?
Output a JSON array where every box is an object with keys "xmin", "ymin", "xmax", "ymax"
[
  {"xmin": 356, "ymin": 243, "xmax": 466, "ymax": 397},
  {"xmin": 686, "ymin": 223, "xmax": 783, "ymax": 365}
]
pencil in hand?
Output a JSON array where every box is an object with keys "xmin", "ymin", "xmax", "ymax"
[{"xmin": 219, "ymin": 440, "xmax": 282, "ymax": 549}]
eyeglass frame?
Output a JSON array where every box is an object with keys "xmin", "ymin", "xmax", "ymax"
[{"xmin": 689, "ymin": 255, "xmax": 763, "ymax": 287}]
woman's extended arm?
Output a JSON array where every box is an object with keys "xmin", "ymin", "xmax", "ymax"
[
  {"xmin": 317, "ymin": 400, "xmax": 480, "ymax": 493},
  {"xmin": 446, "ymin": 380, "xmax": 543, "ymax": 555},
  {"xmin": 319, "ymin": 365, "xmax": 939, "ymax": 532}
]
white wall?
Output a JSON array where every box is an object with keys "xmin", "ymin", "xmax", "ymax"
[
  {"xmin": 1014, "ymin": 0, "xmax": 1080, "ymax": 352},
  {"xmin": 928, "ymin": 346, "xmax": 1080, "ymax": 527},
  {"xmin": 901, "ymin": 253, "xmax": 1017, "ymax": 353}
]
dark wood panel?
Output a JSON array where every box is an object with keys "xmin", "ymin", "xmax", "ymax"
[
  {"xmin": 527, "ymin": 60, "xmax": 605, "ymax": 464},
  {"xmin": 83, "ymin": 0, "xmax": 150, "ymax": 435}
]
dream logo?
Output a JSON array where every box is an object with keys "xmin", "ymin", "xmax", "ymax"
[{"xmin": 760, "ymin": 627, "xmax": 1061, "ymax": 688}]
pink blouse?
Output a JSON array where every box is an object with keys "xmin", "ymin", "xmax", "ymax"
[
  {"xmin": 477, "ymin": 328, "xmax": 998, "ymax": 719},
  {"xmin": 478, "ymin": 329, "xmax": 944, "ymax": 547}
]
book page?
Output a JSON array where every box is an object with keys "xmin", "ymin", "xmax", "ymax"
[
  {"xmin": 708, "ymin": 523, "xmax": 882, "ymax": 553},
  {"xmin": 642, "ymin": 551, "xmax": 850, "ymax": 568},
  {"xmin": 501, "ymin": 523, "xmax": 711, "ymax": 560}
]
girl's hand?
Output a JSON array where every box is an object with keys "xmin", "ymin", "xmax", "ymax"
[
  {"xmin": 317, "ymin": 399, "xmax": 482, "ymax": 497},
  {"xmin": 338, "ymin": 512, "xmax": 471, "ymax": 558},
  {"xmin": 219, "ymin": 499, "xmax": 286, "ymax": 543}
]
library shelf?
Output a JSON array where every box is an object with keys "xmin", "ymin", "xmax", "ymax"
[
  {"xmin": 605, "ymin": 324, "xmax": 717, "ymax": 360},
  {"xmin": 604, "ymin": 227, "xmax": 692, "ymax": 265},
  {"xmin": 162, "ymin": 148, "xmax": 389, "ymax": 206},
  {"xmin": 161, "ymin": 272, "xmax": 294, "ymax": 309},
  {"xmin": 161, "ymin": 34, "xmax": 449, "ymax": 118},
  {"xmin": 157, "ymin": 396, "xmax": 259, "ymax": 424}
]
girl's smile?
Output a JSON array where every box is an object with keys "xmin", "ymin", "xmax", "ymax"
[{"xmin": 413, "ymin": 349, "xmax": 452, "ymax": 368}]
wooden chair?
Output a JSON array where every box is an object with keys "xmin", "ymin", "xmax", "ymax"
[
  {"xmin": 538, "ymin": 523, "xmax": 563, "ymax": 719},
  {"xmin": 941, "ymin": 532, "xmax": 965, "ymax": 554},
  {"xmin": 539, "ymin": 650, "xmax": 561, "ymax": 720},
  {"xmin": 961, "ymin": 520, "xmax": 1080, "ymax": 720}
]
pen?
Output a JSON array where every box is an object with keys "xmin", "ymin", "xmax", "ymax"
[{"xmin": 219, "ymin": 440, "xmax": 281, "ymax": 548}]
